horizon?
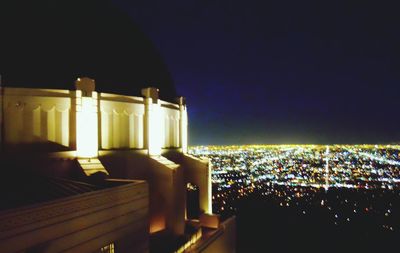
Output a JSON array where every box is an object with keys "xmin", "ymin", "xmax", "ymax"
[
  {"xmin": 189, "ymin": 143, "xmax": 400, "ymax": 147},
  {"xmin": 1, "ymin": 1, "xmax": 399, "ymax": 253}
]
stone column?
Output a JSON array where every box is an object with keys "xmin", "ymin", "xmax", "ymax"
[
  {"xmin": 177, "ymin": 97, "xmax": 188, "ymax": 154},
  {"xmin": 142, "ymin": 87, "xmax": 162, "ymax": 156},
  {"xmin": 75, "ymin": 77, "xmax": 99, "ymax": 158}
]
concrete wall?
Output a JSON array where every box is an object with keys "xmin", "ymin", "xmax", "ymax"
[
  {"xmin": 0, "ymin": 85, "xmax": 185, "ymax": 156},
  {"xmin": 0, "ymin": 180, "xmax": 149, "ymax": 253},
  {"xmin": 160, "ymin": 101, "xmax": 180, "ymax": 148},
  {"xmin": 99, "ymin": 150, "xmax": 186, "ymax": 236},
  {"xmin": 0, "ymin": 84, "xmax": 223, "ymax": 250},
  {"xmin": 164, "ymin": 151, "xmax": 212, "ymax": 214},
  {"xmin": 2, "ymin": 88, "xmax": 72, "ymax": 150},
  {"xmin": 191, "ymin": 217, "xmax": 237, "ymax": 253},
  {"xmin": 99, "ymin": 93, "xmax": 145, "ymax": 149},
  {"xmin": 148, "ymin": 156, "xmax": 185, "ymax": 235}
]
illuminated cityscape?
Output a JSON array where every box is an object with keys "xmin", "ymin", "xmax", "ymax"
[
  {"xmin": 190, "ymin": 145, "xmax": 400, "ymax": 251},
  {"xmin": 2, "ymin": 0, "xmax": 400, "ymax": 252}
]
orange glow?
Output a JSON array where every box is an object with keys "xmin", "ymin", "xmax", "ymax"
[{"xmin": 150, "ymin": 216, "xmax": 166, "ymax": 233}]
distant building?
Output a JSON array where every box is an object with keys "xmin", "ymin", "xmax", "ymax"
[{"xmin": 0, "ymin": 77, "xmax": 235, "ymax": 252}]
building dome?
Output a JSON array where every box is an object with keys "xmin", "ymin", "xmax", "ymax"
[{"xmin": 0, "ymin": 0, "xmax": 176, "ymax": 101}]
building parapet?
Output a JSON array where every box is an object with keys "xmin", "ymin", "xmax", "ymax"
[{"xmin": 0, "ymin": 78, "xmax": 187, "ymax": 156}]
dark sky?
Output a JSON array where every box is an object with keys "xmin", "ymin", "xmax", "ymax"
[
  {"xmin": 0, "ymin": 0, "xmax": 177, "ymax": 101},
  {"xmin": 114, "ymin": 0, "xmax": 400, "ymax": 145}
]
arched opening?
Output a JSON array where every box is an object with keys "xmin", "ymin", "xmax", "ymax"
[{"xmin": 186, "ymin": 183, "xmax": 200, "ymax": 219}]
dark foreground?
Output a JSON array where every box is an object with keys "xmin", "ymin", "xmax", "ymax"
[{"xmin": 214, "ymin": 186, "xmax": 399, "ymax": 252}]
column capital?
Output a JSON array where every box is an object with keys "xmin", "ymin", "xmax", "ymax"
[
  {"xmin": 141, "ymin": 87, "xmax": 159, "ymax": 103},
  {"xmin": 176, "ymin": 96, "xmax": 186, "ymax": 106},
  {"xmin": 75, "ymin": 77, "xmax": 95, "ymax": 97}
]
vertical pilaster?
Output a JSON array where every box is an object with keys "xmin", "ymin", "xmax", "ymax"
[
  {"xmin": 142, "ymin": 87, "xmax": 162, "ymax": 156},
  {"xmin": 75, "ymin": 77, "xmax": 99, "ymax": 158},
  {"xmin": 178, "ymin": 97, "xmax": 188, "ymax": 154}
]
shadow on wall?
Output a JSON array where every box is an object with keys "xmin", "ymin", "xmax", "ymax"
[
  {"xmin": 4, "ymin": 141, "xmax": 71, "ymax": 153},
  {"xmin": 0, "ymin": 155, "xmax": 88, "ymax": 210}
]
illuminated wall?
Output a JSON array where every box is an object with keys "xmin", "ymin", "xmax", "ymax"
[
  {"xmin": 179, "ymin": 98, "xmax": 188, "ymax": 154},
  {"xmin": 76, "ymin": 90, "xmax": 98, "ymax": 158},
  {"xmin": 2, "ymin": 88, "xmax": 71, "ymax": 147},
  {"xmin": 0, "ymin": 82, "xmax": 186, "ymax": 156},
  {"xmin": 145, "ymin": 96, "xmax": 163, "ymax": 156},
  {"xmin": 100, "ymin": 93, "xmax": 145, "ymax": 149},
  {"xmin": 0, "ymin": 80, "xmax": 219, "ymax": 241},
  {"xmin": 161, "ymin": 103, "xmax": 180, "ymax": 148}
]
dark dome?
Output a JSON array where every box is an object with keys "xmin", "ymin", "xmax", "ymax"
[{"xmin": 0, "ymin": 0, "xmax": 176, "ymax": 101}]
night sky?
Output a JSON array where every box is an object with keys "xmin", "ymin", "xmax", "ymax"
[
  {"xmin": 2, "ymin": 1, "xmax": 399, "ymax": 145},
  {"xmin": 111, "ymin": 0, "xmax": 400, "ymax": 145}
]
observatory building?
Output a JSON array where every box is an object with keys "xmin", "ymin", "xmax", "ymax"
[
  {"xmin": 0, "ymin": 0, "xmax": 235, "ymax": 252},
  {"xmin": 0, "ymin": 78, "xmax": 235, "ymax": 252}
]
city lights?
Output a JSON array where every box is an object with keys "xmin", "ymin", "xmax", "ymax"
[{"xmin": 190, "ymin": 145, "xmax": 400, "ymax": 232}]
